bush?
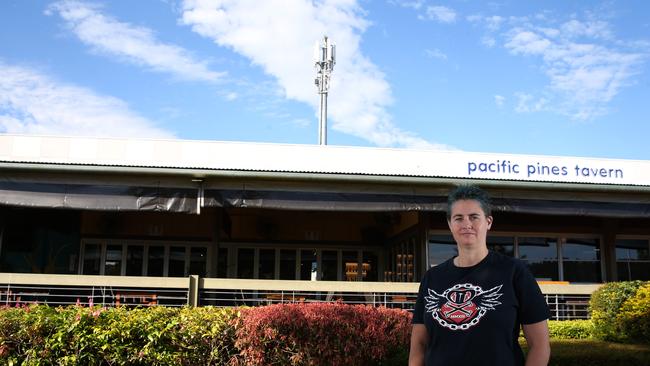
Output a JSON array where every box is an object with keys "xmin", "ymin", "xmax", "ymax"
[
  {"xmin": 589, "ymin": 281, "xmax": 645, "ymax": 342},
  {"xmin": 1, "ymin": 303, "xmax": 409, "ymax": 365},
  {"xmin": 617, "ymin": 282, "xmax": 650, "ymax": 344},
  {"xmin": 547, "ymin": 320, "xmax": 593, "ymax": 339},
  {"xmin": 0, "ymin": 305, "xmax": 239, "ymax": 365},
  {"xmin": 232, "ymin": 302, "xmax": 411, "ymax": 366}
]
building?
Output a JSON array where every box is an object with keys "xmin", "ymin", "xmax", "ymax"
[{"xmin": 1, "ymin": 134, "xmax": 649, "ymax": 315}]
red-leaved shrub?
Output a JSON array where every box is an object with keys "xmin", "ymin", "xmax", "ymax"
[{"xmin": 232, "ymin": 302, "xmax": 411, "ymax": 366}]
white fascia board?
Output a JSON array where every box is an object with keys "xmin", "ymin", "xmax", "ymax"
[{"xmin": 1, "ymin": 134, "xmax": 649, "ymax": 187}]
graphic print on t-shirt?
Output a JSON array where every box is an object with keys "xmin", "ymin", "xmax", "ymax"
[{"xmin": 424, "ymin": 283, "xmax": 503, "ymax": 331}]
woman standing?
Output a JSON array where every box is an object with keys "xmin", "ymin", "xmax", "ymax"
[{"xmin": 409, "ymin": 185, "xmax": 550, "ymax": 366}]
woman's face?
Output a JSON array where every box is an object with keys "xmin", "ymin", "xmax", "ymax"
[{"xmin": 447, "ymin": 199, "xmax": 493, "ymax": 249}]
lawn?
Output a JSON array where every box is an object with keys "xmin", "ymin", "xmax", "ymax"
[{"xmin": 521, "ymin": 339, "xmax": 650, "ymax": 366}]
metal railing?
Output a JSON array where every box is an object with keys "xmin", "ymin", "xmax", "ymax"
[{"xmin": 0, "ymin": 273, "xmax": 601, "ymax": 320}]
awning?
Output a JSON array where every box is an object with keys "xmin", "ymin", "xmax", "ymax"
[
  {"xmin": 0, "ymin": 180, "xmax": 197, "ymax": 213},
  {"xmin": 2, "ymin": 179, "xmax": 650, "ymax": 218},
  {"xmin": 204, "ymin": 189, "xmax": 650, "ymax": 218}
]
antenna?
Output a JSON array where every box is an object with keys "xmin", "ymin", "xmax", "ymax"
[{"xmin": 314, "ymin": 36, "xmax": 335, "ymax": 145}]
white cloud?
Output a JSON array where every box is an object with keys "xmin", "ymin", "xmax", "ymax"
[
  {"xmin": 224, "ymin": 92, "xmax": 238, "ymax": 101},
  {"xmin": 481, "ymin": 36, "xmax": 496, "ymax": 48},
  {"xmin": 494, "ymin": 95, "xmax": 505, "ymax": 107},
  {"xmin": 390, "ymin": 0, "xmax": 424, "ymax": 10},
  {"xmin": 514, "ymin": 92, "xmax": 547, "ymax": 113},
  {"xmin": 422, "ymin": 5, "xmax": 457, "ymax": 23},
  {"xmin": 180, "ymin": 0, "xmax": 450, "ymax": 149},
  {"xmin": 0, "ymin": 61, "xmax": 173, "ymax": 138},
  {"xmin": 468, "ymin": 12, "xmax": 648, "ymax": 120},
  {"xmin": 425, "ymin": 48, "xmax": 447, "ymax": 60},
  {"xmin": 47, "ymin": 0, "xmax": 224, "ymax": 82}
]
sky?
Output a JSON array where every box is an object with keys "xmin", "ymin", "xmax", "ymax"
[{"xmin": 1, "ymin": 0, "xmax": 649, "ymax": 160}]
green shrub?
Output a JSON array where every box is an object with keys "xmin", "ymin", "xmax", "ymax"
[
  {"xmin": 547, "ymin": 320, "xmax": 593, "ymax": 339},
  {"xmin": 0, "ymin": 305, "xmax": 239, "ymax": 365},
  {"xmin": 589, "ymin": 281, "xmax": 645, "ymax": 341},
  {"xmin": 1, "ymin": 303, "xmax": 408, "ymax": 365},
  {"xmin": 617, "ymin": 283, "xmax": 650, "ymax": 344}
]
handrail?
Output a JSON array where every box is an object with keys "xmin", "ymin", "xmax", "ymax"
[{"xmin": 1, "ymin": 273, "xmax": 602, "ymax": 295}]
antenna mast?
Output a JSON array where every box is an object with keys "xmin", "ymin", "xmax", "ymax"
[{"xmin": 314, "ymin": 36, "xmax": 336, "ymax": 145}]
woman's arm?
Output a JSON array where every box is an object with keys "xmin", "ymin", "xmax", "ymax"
[
  {"xmin": 408, "ymin": 324, "xmax": 428, "ymax": 366},
  {"xmin": 522, "ymin": 320, "xmax": 550, "ymax": 366}
]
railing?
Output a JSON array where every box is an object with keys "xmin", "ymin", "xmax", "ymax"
[{"xmin": 0, "ymin": 273, "xmax": 601, "ymax": 320}]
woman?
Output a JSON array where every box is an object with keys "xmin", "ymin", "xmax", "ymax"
[{"xmin": 409, "ymin": 185, "xmax": 550, "ymax": 366}]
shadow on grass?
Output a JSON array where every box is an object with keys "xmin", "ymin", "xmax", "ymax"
[{"xmin": 521, "ymin": 339, "xmax": 650, "ymax": 366}]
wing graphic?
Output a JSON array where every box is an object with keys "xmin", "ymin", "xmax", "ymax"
[
  {"xmin": 474, "ymin": 284, "xmax": 503, "ymax": 310},
  {"xmin": 424, "ymin": 288, "xmax": 446, "ymax": 313}
]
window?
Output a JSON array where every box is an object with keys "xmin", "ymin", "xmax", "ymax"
[
  {"xmin": 237, "ymin": 248, "xmax": 255, "ymax": 279},
  {"xmin": 428, "ymin": 235, "xmax": 457, "ymax": 267},
  {"xmin": 562, "ymin": 238, "xmax": 601, "ymax": 283},
  {"xmin": 300, "ymin": 249, "xmax": 317, "ymax": 281},
  {"xmin": 516, "ymin": 237, "xmax": 559, "ymax": 281},
  {"xmin": 147, "ymin": 246, "xmax": 164, "ymax": 276},
  {"xmin": 342, "ymin": 250, "xmax": 359, "ymax": 281},
  {"xmin": 125, "ymin": 245, "xmax": 144, "ymax": 276},
  {"xmin": 82, "ymin": 243, "xmax": 101, "ymax": 275},
  {"xmin": 321, "ymin": 250, "xmax": 338, "ymax": 281},
  {"xmin": 363, "ymin": 251, "xmax": 379, "ymax": 281},
  {"xmin": 279, "ymin": 249, "xmax": 297, "ymax": 280},
  {"xmin": 616, "ymin": 239, "xmax": 650, "ymax": 281},
  {"xmin": 80, "ymin": 240, "xmax": 209, "ymax": 278},
  {"xmin": 189, "ymin": 247, "xmax": 207, "ymax": 277},
  {"xmin": 216, "ymin": 248, "xmax": 228, "ymax": 278},
  {"xmin": 258, "ymin": 249, "xmax": 275, "ymax": 279},
  {"xmin": 488, "ymin": 236, "xmax": 515, "ymax": 257},
  {"xmin": 168, "ymin": 246, "xmax": 186, "ymax": 277},
  {"xmin": 105, "ymin": 245, "xmax": 123, "ymax": 276}
]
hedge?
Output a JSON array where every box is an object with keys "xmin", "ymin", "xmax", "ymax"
[
  {"xmin": 0, "ymin": 305, "xmax": 239, "ymax": 365},
  {"xmin": 547, "ymin": 320, "xmax": 593, "ymax": 340},
  {"xmin": 590, "ymin": 280, "xmax": 650, "ymax": 343},
  {"xmin": 0, "ymin": 303, "xmax": 411, "ymax": 366},
  {"xmin": 232, "ymin": 303, "xmax": 410, "ymax": 366}
]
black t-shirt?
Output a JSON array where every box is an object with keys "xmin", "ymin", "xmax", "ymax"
[{"xmin": 412, "ymin": 251, "xmax": 550, "ymax": 366}]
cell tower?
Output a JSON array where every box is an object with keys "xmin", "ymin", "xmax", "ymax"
[{"xmin": 314, "ymin": 36, "xmax": 336, "ymax": 145}]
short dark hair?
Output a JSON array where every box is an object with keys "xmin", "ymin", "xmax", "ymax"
[{"xmin": 446, "ymin": 184, "xmax": 492, "ymax": 219}]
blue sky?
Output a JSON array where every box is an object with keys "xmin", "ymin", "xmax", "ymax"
[{"xmin": 1, "ymin": 0, "xmax": 649, "ymax": 159}]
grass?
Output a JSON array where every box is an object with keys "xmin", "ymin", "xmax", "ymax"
[{"xmin": 521, "ymin": 339, "xmax": 650, "ymax": 366}]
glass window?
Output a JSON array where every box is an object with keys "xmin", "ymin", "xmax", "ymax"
[
  {"xmin": 125, "ymin": 245, "xmax": 144, "ymax": 276},
  {"xmin": 216, "ymin": 248, "xmax": 228, "ymax": 278},
  {"xmin": 321, "ymin": 250, "xmax": 338, "ymax": 281},
  {"xmin": 616, "ymin": 239, "xmax": 650, "ymax": 281},
  {"xmin": 82, "ymin": 243, "xmax": 101, "ymax": 275},
  {"xmin": 563, "ymin": 239, "xmax": 600, "ymax": 261},
  {"xmin": 189, "ymin": 247, "xmax": 207, "ymax": 277},
  {"xmin": 279, "ymin": 249, "xmax": 296, "ymax": 280},
  {"xmin": 104, "ymin": 244, "xmax": 122, "ymax": 276},
  {"xmin": 518, "ymin": 237, "xmax": 558, "ymax": 281},
  {"xmin": 258, "ymin": 249, "xmax": 275, "ymax": 279},
  {"xmin": 237, "ymin": 248, "xmax": 255, "ymax": 279},
  {"xmin": 147, "ymin": 246, "xmax": 164, "ymax": 277},
  {"xmin": 342, "ymin": 250, "xmax": 359, "ymax": 281},
  {"xmin": 362, "ymin": 251, "xmax": 379, "ymax": 282},
  {"xmin": 428, "ymin": 235, "xmax": 457, "ymax": 267},
  {"xmin": 300, "ymin": 249, "xmax": 317, "ymax": 281},
  {"xmin": 562, "ymin": 238, "xmax": 601, "ymax": 283},
  {"xmin": 168, "ymin": 246, "xmax": 186, "ymax": 277},
  {"xmin": 616, "ymin": 239, "xmax": 650, "ymax": 261},
  {"xmin": 488, "ymin": 236, "xmax": 515, "ymax": 257}
]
